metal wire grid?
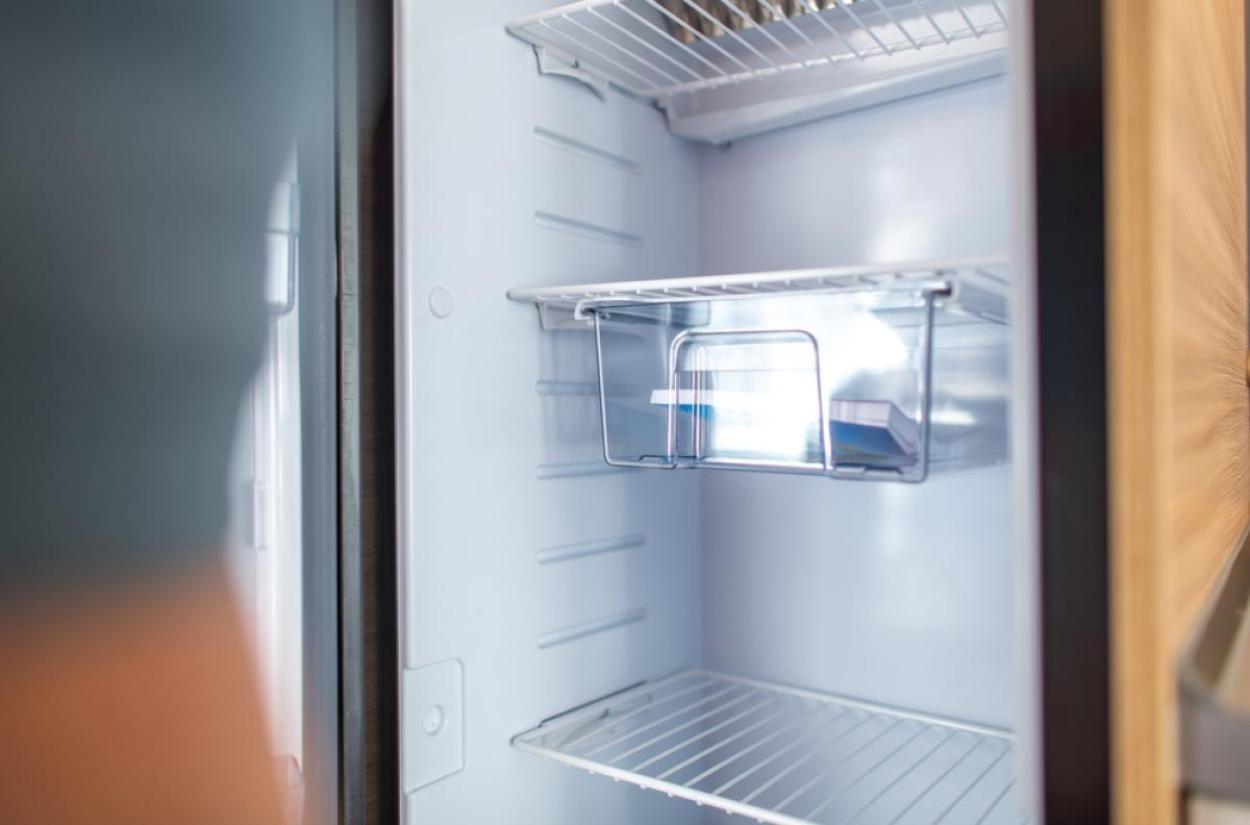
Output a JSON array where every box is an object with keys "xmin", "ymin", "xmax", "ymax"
[
  {"xmin": 507, "ymin": 0, "xmax": 1008, "ymax": 100},
  {"xmin": 513, "ymin": 670, "xmax": 1021, "ymax": 825},
  {"xmin": 506, "ymin": 261, "xmax": 1007, "ymax": 321}
]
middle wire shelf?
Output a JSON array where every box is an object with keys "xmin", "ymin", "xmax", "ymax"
[
  {"xmin": 509, "ymin": 259, "xmax": 1009, "ymax": 483},
  {"xmin": 513, "ymin": 670, "xmax": 1020, "ymax": 825}
]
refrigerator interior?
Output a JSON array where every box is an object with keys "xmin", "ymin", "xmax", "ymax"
[{"xmin": 396, "ymin": 2, "xmax": 1027, "ymax": 823}]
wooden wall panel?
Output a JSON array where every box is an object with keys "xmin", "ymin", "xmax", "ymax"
[{"xmin": 1107, "ymin": 1, "xmax": 1248, "ymax": 823}]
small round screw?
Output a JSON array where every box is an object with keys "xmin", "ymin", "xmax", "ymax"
[
  {"xmin": 428, "ymin": 287, "xmax": 454, "ymax": 319},
  {"xmin": 422, "ymin": 705, "xmax": 446, "ymax": 736}
]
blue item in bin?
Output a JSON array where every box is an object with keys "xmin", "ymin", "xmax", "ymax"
[
  {"xmin": 650, "ymin": 390, "xmax": 918, "ymax": 470},
  {"xmin": 828, "ymin": 399, "xmax": 918, "ymax": 468},
  {"xmin": 649, "ymin": 389, "xmax": 715, "ymax": 419},
  {"xmin": 677, "ymin": 402, "xmax": 713, "ymax": 418}
]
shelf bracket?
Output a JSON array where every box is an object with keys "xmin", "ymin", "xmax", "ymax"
[{"xmin": 532, "ymin": 46, "xmax": 608, "ymax": 101}]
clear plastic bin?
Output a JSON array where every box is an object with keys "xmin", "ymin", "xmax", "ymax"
[
  {"xmin": 511, "ymin": 262, "xmax": 1009, "ymax": 482},
  {"xmin": 592, "ymin": 288, "xmax": 937, "ymax": 480}
]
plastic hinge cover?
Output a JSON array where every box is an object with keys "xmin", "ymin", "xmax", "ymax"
[{"xmin": 402, "ymin": 658, "xmax": 465, "ymax": 794}]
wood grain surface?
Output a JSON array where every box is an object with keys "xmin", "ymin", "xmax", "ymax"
[{"xmin": 1108, "ymin": 0, "xmax": 1248, "ymax": 822}]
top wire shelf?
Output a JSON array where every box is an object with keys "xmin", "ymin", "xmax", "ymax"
[{"xmin": 507, "ymin": 0, "xmax": 1008, "ymax": 139}]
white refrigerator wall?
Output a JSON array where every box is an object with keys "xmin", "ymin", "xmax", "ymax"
[
  {"xmin": 696, "ymin": 78, "xmax": 1015, "ymax": 727},
  {"xmin": 397, "ymin": 2, "xmax": 703, "ymax": 822},
  {"xmin": 397, "ymin": 1, "xmax": 1017, "ymax": 821}
]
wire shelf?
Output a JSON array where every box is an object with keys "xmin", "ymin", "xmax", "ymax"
[
  {"xmin": 507, "ymin": 259, "xmax": 1008, "ymax": 328},
  {"xmin": 506, "ymin": 0, "xmax": 1008, "ymax": 101},
  {"xmin": 513, "ymin": 670, "xmax": 1021, "ymax": 825}
]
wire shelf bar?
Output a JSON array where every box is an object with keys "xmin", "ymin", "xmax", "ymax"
[
  {"xmin": 587, "ymin": 7, "xmax": 705, "ymax": 81},
  {"xmin": 573, "ymin": 10, "xmax": 688, "ymax": 84},
  {"xmin": 906, "ymin": 0, "xmax": 952, "ymax": 44},
  {"xmin": 867, "ymin": 0, "xmax": 922, "ymax": 51},
  {"xmin": 574, "ymin": 679, "xmax": 741, "ymax": 754},
  {"xmin": 948, "ymin": 0, "xmax": 981, "ymax": 35},
  {"xmin": 741, "ymin": 713, "xmax": 880, "ymax": 805},
  {"xmin": 794, "ymin": 0, "xmax": 867, "ymax": 61},
  {"xmin": 513, "ymin": 670, "xmax": 1022, "ymax": 825}
]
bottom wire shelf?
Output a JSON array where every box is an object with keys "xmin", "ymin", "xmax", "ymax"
[{"xmin": 512, "ymin": 670, "xmax": 1020, "ymax": 825}]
